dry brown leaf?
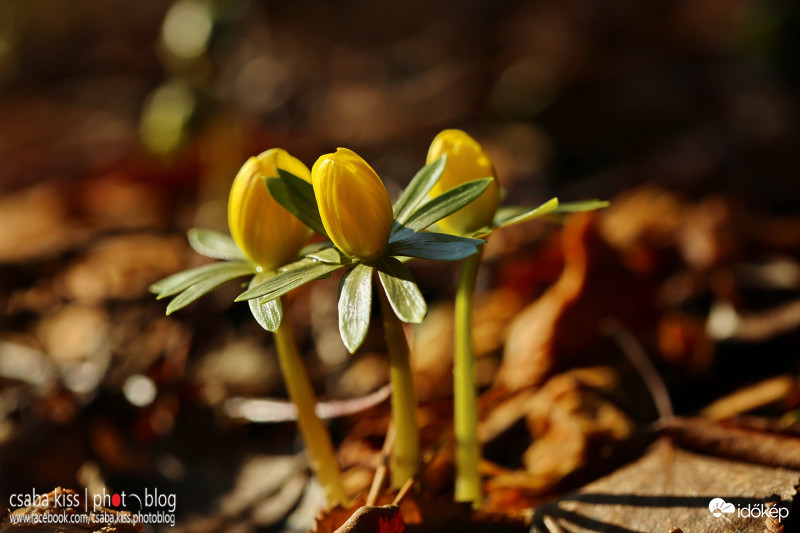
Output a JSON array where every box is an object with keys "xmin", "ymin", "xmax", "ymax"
[
  {"xmin": 334, "ymin": 354, "xmax": 390, "ymax": 399},
  {"xmin": 217, "ymin": 455, "xmax": 308, "ymax": 527},
  {"xmin": 37, "ymin": 305, "xmax": 109, "ymax": 364},
  {"xmin": 194, "ymin": 339, "xmax": 282, "ymax": 400},
  {"xmin": 0, "ymin": 185, "xmax": 89, "ymax": 264},
  {"xmin": 36, "ymin": 305, "xmax": 112, "ymax": 394},
  {"xmin": 77, "ymin": 175, "xmax": 165, "ymax": 230},
  {"xmin": 314, "ymin": 495, "xmax": 417, "ymax": 533},
  {"xmin": 657, "ymin": 313, "xmax": 715, "ymax": 374},
  {"xmin": 497, "ymin": 213, "xmax": 655, "ymax": 392},
  {"xmin": 332, "ymin": 505, "xmax": 404, "ymax": 533},
  {"xmin": 700, "ymin": 376, "xmax": 797, "ymax": 421},
  {"xmin": 314, "ymin": 493, "xmax": 526, "ymax": 533},
  {"xmin": 61, "ymin": 234, "xmax": 186, "ymax": 304},
  {"xmin": 523, "ymin": 373, "xmax": 634, "ymax": 480},
  {"xmin": 480, "ymin": 367, "xmax": 620, "ymax": 443},
  {"xmin": 598, "ymin": 186, "xmax": 687, "ymax": 252},
  {"xmin": 486, "ymin": 370, "xmax": 633, "ymax": 495},
  {"xmin": 663, "ymin": 417, "xmax": 800, "ymax": 470},
  {"xmin": 532, "ymin": 439, "xmax": 799, "ymax": 533}
]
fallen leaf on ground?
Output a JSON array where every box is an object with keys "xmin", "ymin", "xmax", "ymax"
[
  {"xmin": 0, "ymin": 186, "xmax": 89, "ymax": 264},
  {"xmin": 333, "ymin": 505, "xmax": 404, "ymax": 533},
  {"xmin": 598, "ymin": 187, "xmax": 686, "ymax": 253},
  {"xmin": 531, "ymin": 439, "xmax": 799, "ymax": 533},
  {"xmin": 657, "ymin": 312, "xmax": 715, "ymax": 374},
  {"xmin": 497, "ymin": 213, "xmax": 655, "ymax": 391},
  {"xmin": 61, "ymin": 234, "xmax": 186, "ymax": 304},
  {"xmin": 314, "ymin": 493, "xmax": 526, "ymax": 533},
  {"xmin": 486, "ymin": 370, "xmax": 633, "ymax": 495},
  {"xmin": 663, "ymin": 416, "xmax": 800, "ymax": 470},
  {"xmin": 699, "ymin": 375, "xmax": 797, "ymax": 421}
]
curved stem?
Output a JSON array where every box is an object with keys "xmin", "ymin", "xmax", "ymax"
[
  {"xmin": 274, "ymin": 297, "xmax": 347, "ymax": 506},
  {"xmin": 378, "ymin": 290, "xmax": 420, "ymax": 487},
  {"xmin": 454, "ymin": 246, "xmax": 484, "ymax": 506}
]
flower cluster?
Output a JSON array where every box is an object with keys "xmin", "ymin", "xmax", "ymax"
[
  {"xmin": 150, "ymin": 129, "xmax": 607, "ymax": 503},
  {"xmin": 152, "ymin": 131, "xmax": 605, "ymax": 335}
]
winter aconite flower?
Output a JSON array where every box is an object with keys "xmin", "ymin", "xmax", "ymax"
[
  {"xmin": 312, "ymin": 148, "xmax": 394, "ymax": 260},
  {"xmin": 238, "ymin": 145, "xmax": 489, "ymax": 350},
  {"xmin": 151, "ymin": 132, "xmax": 608, "ymax": 504},
  {"xmin": 150, "ymin": 147, "xmax": 321, "ymax": 328},
  {"xmin": 235, "ymin": 145, "xmax": 493, "ymax": 487},
  {"xmin": 425, "ymin": 128, "xmax": 609, "ymax": 507},
  {"xmin": 427, "ymin": 129, "xmax": 500, "ymax": 235},
  {"xmin": 229, "ymin": 149, "xmax": 313, "ymax": 270},
  {"xmin": 152, "ymin": 148, "xmax": 348, "ymax": 506}
]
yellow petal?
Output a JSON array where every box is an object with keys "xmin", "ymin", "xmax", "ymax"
[
  {"xmin": 427, "ymin": 129, "xmax": 500, "ymax": 235},
  {"xmin": 228, "ymin": 148, "xmax": 313, "ymax": 270},
  {"xmin": 312, "ymin": 148, "xmax": 393, "ymax": 260}
]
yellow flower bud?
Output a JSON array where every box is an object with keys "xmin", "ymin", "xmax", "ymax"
[
  {"xmin": 427, "ymin": 129, "xmax": 500, "ymax": 235},
  {"xmin": 228, "ymin": 148, "xmax": 313, "ymax": 270},
  {"xmin": 312, "ymin": 148, "xmax": 393, "ymax": 260}
]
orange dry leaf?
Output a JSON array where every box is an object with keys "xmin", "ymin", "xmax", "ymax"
[
  {"xmin": 497, "ymin": 213, "xmax": 655, "ymax": 391},
  {"xmin": 486, "ymin": 371, "xmax": 633, "ymax": 497},
  {"xmin": 314, "ymin": 495, "xmax": 418, "ymax": 533},
  {"xmin": 316, "ymin": 494, "xmax": 526, "ymax": 533},
  {"xmin": 332, "ymin": 505, "xmax": 404, "ymax": 533},
  {"xmin": 657, "ymin": 312, "xmax": 715, "ymax": 374}
]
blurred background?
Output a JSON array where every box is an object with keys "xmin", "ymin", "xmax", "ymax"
[{"xmin": 2, "ymin": 0, "xmax": 800, "ymax": 531}]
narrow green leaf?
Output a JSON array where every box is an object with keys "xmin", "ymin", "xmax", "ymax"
[
  {"xmin": 235, "ymin": 260, "xmax": 344, "ymax": 302},
  {"xmin": 393, "ymin": 155, "xmax": 446, "ymax": 224},
  {"xmin": 490, "ymin": 207, "xmax": 530, "ymax": 225},
  {"xmin": 248, "ymin": 272, "xmax": 284, "ymax": 331},
  {"xmin": 266, "ymin": 170, "xmax": 328, "ymax": 238},
  {"xmin": 307, "ymin": 247, "xmax": 345, "ymax": 264},
  {"xmin": 465, "ymin": 225, "xmax": 493, "ymax": 238},
  {"xmin": 338, "ymin": 264, "xmax": 374, "ymax": 353},
  {"xmin": 165, "ymin": 265, "xmax": 255, "ymax": 315},
  {"xmin": 388, "ymin": 225, "xmax": 414, "ymax": 244},
  {"xmin": 187, "ymin": 228, "xmax": 246, "ymax": 261},
  {"xmin": 277, "ymin": 256, "xmax": 315, "ymax": 273},
  {"xmin": 403, "ymin": 178, "xmax": 492, "ymax": 232},
  {"xmin": 493, "ymin": 197, "xmax": 559, "ymax": 229},
  {"xmin": 376, "ymin": 257, "xmax": 426, "ymax": 323},
  {"xmin": 553, "ymin": 199, "xmax": 610, "ymax": 213},
  {"xmin": 298, "ymin": 241, "xmax": 332, "ymax": 257},
  {"xmin": 150, "ymin": 261, "xmax": 255, "ymax": 298},
  {"xmin": 388, "ymin": 231, "xmax": 484, "ymax": 261}
]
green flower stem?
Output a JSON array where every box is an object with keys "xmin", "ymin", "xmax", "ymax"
[
  {"xmin": 454, "ymin": 245, "xmax": 484, "ymax": 506},
  {"xmin": 274, "ymin": 297, "xmax": 347, "ymax": 506},
  {"xmin": 378, "ymin": 289, "xmax": 420, "ymax": 487}
]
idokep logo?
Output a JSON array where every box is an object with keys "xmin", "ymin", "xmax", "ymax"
[
  {"xmin": 708, "ymin": 498, "xmax": 734, "ymax": 518},
  {"xmin": 708, "ymin": 497, "xmax": 789, "ymax": 521}
]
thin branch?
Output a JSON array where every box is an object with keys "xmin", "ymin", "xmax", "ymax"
[
  {"xmin": 602, "ymin": 319, "xmax": 674, "ymax": 423},
  {"xmin": 367, "ymin": 424, "xmax": 395, "ymax": 506}
]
